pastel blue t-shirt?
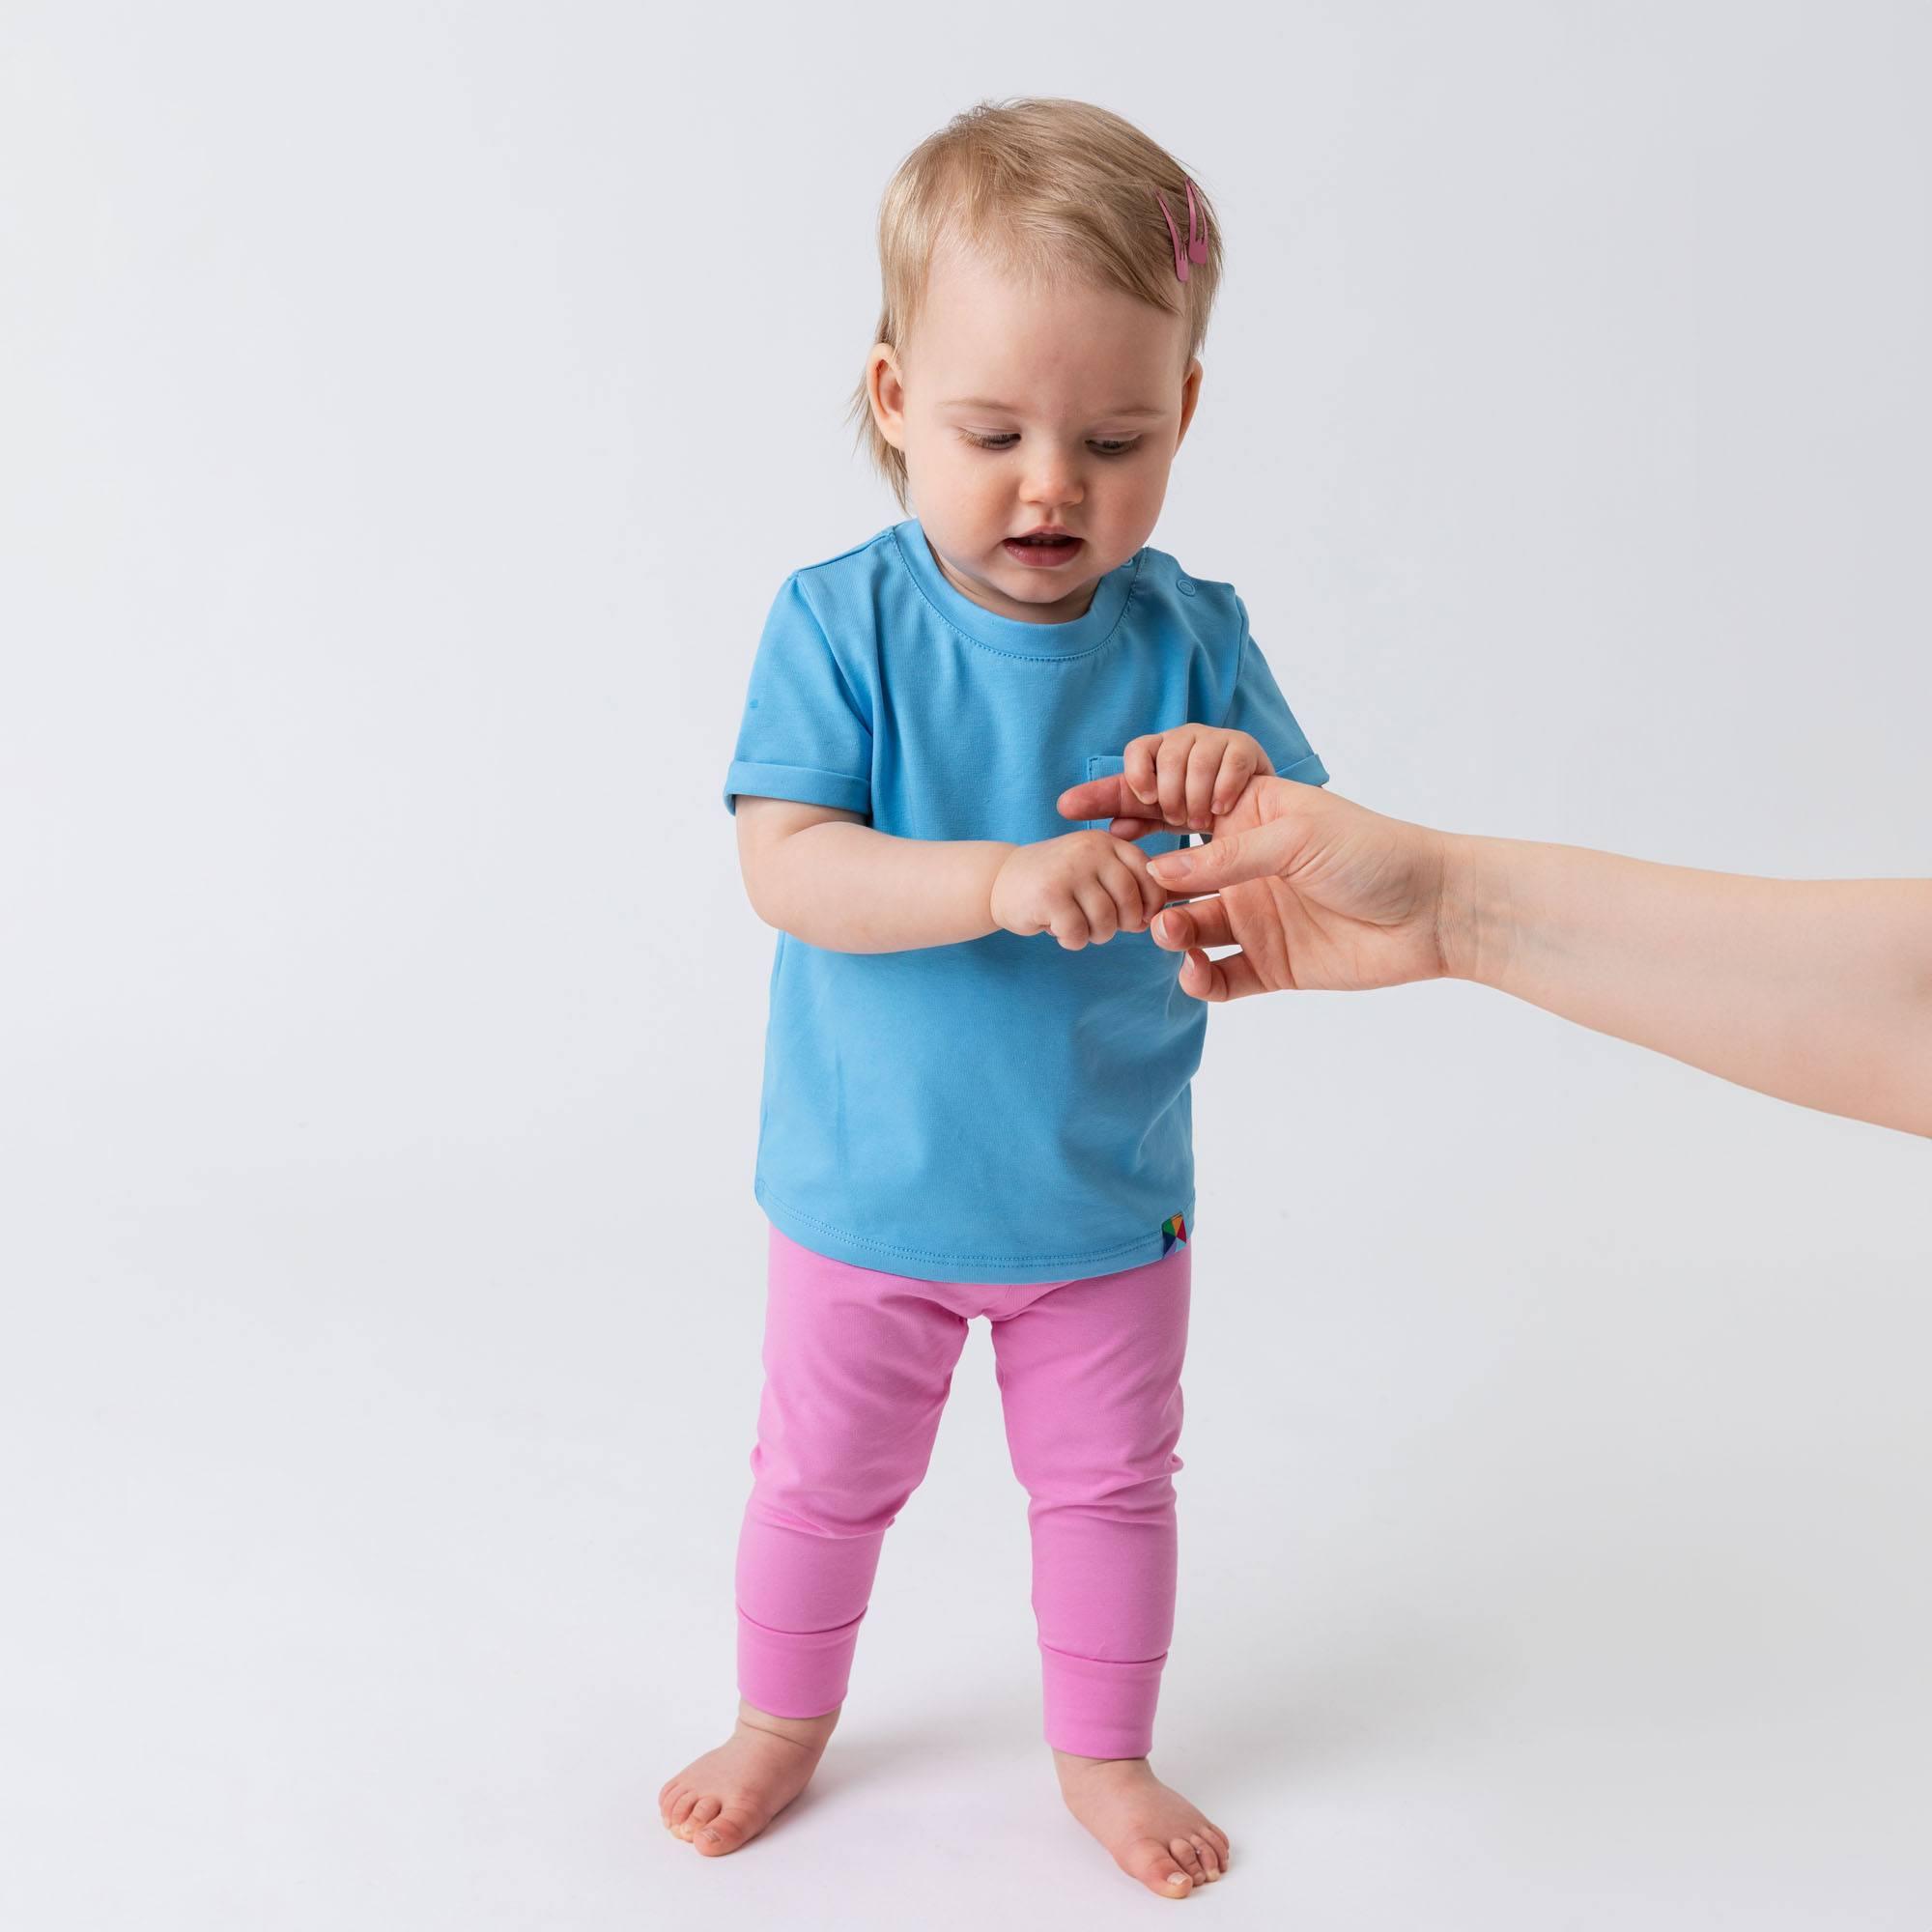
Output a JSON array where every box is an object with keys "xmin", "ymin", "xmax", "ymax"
[{"xmin": 724, "ymin": 519, "xmax": 1328, "ymax": 1285}]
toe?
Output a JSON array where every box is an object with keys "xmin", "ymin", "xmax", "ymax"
[
  {"xmin": 1127, "ymin": 1837, "xmax": 1193, "ymax": 1897},
  {"xmin": 694, "ymin": 1807, "xmax": 757, "ymax": 1858},
  {"xmin": 667, "ymin": 1790, "xmax": 699, "ymax": 1835},
  {"xmin": 680, "ymin": 1795, "xmax": 722, "ymax": 1844},
  {"xmin": 1170, "ymin": 1835, "xmax": 1208, "ymax": 1886},
  {"xmin": 1189, "ymin": 1832, "xmax": 1222, "ymax": 1881}
]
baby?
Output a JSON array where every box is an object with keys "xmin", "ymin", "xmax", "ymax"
[{"xmin": 661, "ymin": 98, "xmax": 1328, "ymax": 1899}]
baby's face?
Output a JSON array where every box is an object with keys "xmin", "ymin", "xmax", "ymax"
[{"xmin": 869, "ymin": 240, "xmax": 1202, "ymax": 624}]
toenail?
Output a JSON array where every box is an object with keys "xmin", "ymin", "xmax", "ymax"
[
  {"xmin": 1167, "ymin": 1873, "xmax": 1187, "ymax": 1885},
  {"xmin": 700, "ymin": 1830, "xmax": 719, "ymax": 1844}
]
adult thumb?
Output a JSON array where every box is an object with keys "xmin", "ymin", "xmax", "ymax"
[{"xmin": 1147, "ymin": 818, "xmax": 1295, "ymax": 894}]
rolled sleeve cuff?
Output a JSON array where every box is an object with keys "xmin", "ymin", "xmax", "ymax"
[
  {"xmin": 1273, "ymin": 750, "xmax": 1329, "ymax": 786},
  {"xmin": 724, "ymin": 760, "xmax": 871, "ymax": 816}
]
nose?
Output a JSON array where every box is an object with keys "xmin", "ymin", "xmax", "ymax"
[{"xmin": 1020, "ymin": 440, "xmax": 1084, "ymax": 517}]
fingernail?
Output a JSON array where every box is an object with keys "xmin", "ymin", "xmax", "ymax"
[{"xmin": 1149, "ymin": 852, "xmax": 1192, "ymax": 880}]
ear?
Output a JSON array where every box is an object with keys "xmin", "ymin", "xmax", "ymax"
[
  {"xmin": 867, "ymin": 342, "xmax": 908, "ymax": 451},
  {"xmin": 1174, "ymin": 356, "xmax": 1204, "ymax": 449}
]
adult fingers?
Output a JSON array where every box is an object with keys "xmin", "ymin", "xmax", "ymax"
[
  {"xmin": 1151, "ymin": 896, "xmax": 1235, "ymax": 952},
  {"xmin": 1056, "ymin": 774, "xmax": 1137, "ymax": 822},
  {"xmin": 1178, "ymin": 944, "xmax": 1272, "ymax": 1003}
]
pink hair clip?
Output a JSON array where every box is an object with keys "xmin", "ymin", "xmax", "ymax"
[{"xmin": 1154, "ymin": 177, "xmax": 1209, "ymax": 282}]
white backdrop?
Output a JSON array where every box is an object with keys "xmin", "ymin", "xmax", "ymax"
[{"xmin": 3, "ymin": 4, "xmax": 1927, "ymax": 1928}]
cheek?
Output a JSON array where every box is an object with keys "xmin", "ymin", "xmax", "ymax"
[
  {"xmin": 1110, "ymin": 461, "xmax": 1171, "ymax": 519},
  {"xmin": 903, "ymin": 452, "xmax": 986, "ymax": 541},
  {"xmin": 929, "ymin": 451, "xmax": 1003, "ymax": 522}
]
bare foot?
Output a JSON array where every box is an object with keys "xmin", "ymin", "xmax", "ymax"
[
  {"xmin": 1053, "ymin": 1749, "xmax": 1230, "ymax": 1898},
  {"xmin": 659, "ymin": 1700, "xmax": 839, "ymax": 1858}
]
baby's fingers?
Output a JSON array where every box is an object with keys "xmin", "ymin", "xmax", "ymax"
[
  {"xmin": 1116, "ymin": 843, "xmax": 1169, "ymax": 925},
  {"xmin": 1156, "ymin": 733, "xmax": 1197, "ymax": 827},
  {"xmin": 1209, "ymin": 739, "xmax": 1264, "ymax": 817},
  {"xmin": 1185, "ymin": 737, "xmax": 1229, "ymax": 830},
  {"xmin": 1123, "ymin": 733, "xmax": 1164, "ymax": 809},
  {"xmin": 1101, "ymin": 851, "xmax": 1154, "ymax": 932},
  {"xmin": 1073, "ymin": 876, "xmax": 1119, "ymax": 946},
  {"xmin": 1047, "ymin": 895, "xmax": 1093, "ymax": 950}
]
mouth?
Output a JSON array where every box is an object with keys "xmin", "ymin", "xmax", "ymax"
[{"xmin": 1002, "ymin": 529, "xmax": 1085, "ymax": 568}]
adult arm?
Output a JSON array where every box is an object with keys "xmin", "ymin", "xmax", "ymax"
[
  {"xmin": 1438, "ymin": 837, "xmax": 1932, "ymax": 1139},
  {"xmin": 1057, "ymin": 774, "xmax": 1932, "ymax": 1138}
]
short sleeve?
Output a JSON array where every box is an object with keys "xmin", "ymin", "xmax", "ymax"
[
  {"xmin": 723, "ymin": 574, "xmax": 874, "ymax": 817},
  {"xmin": 1222, "ymin": 595, "xmax": 1328, "ymax": 785}
]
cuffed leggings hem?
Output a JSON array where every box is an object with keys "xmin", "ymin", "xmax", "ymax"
[
  {"xmin": 1038, "ymin": 1642, "xmax": 1166, "ymax": 1759},
  {"xmin": 735, "ymin": 1605, "xmax": 863, "ymax": 1719}
]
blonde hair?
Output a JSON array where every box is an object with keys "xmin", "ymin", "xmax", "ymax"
[{"xmin": 846, "ymin": 98, "xmax": 1225, "ymax": 512}]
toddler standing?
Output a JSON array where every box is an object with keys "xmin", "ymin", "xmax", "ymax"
[{"xmin": 661, "ymin": 98, "xmax": 1329, "ymax": 1899}]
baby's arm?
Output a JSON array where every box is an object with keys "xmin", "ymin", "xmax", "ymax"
[
  {"xmin": 737, "ymin": 798, "xmax": 1010, "ymax": 952},
  {"xmin": 737, "ymin": 797, "xmax": 1164, "ymax": 953}
]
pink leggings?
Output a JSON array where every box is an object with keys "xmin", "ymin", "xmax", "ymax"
[{"xmin": 735, "ymin": 1225, "xmax": 1191, "ymax": 1759}]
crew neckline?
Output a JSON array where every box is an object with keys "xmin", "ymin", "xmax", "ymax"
[{"xmin": 890, "ymin": 519, "xmax": 1142, "ymax": 659}]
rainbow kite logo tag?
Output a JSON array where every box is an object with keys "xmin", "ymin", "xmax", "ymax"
[{"xmin": 1161, "ymin": 1213, "xmax": 1188, "ymax": 1255}]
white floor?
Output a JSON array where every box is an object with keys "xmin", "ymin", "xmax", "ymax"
[{"xmin": 6, "ymin": 1086, "xmax": 1929, "ymax": 1932}]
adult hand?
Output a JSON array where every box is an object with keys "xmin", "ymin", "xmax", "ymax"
[
  {"xmin": 1058, "ymin": 769, "xmax": 1932, "ymax": 1136},
  {"xmin": 1056, "ymin": 773, "xmax": 1455, "ymax": 1001}
]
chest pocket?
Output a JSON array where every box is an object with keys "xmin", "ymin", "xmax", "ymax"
[{"xmin": 1077, "ymin": 753, "xmax": 1190, "ymax": 859}]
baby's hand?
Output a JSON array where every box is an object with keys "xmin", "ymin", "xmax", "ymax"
[
  {"xmin": 1122, "ymin": 726, "xmax": 1272, "ymax": 835},
  {"xmin": 990, "ymin": 831, "xmax": 1165, "ymax": 950}
]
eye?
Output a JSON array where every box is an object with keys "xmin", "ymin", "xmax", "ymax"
[{"xmin": 958, "ymin": 432, "xmax": 1143, "ymax": 458}]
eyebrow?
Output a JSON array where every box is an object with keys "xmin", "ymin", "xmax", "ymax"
[{"xmin": 939, "ymin": 398, "xmax": 1169, "ymax": 419}]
